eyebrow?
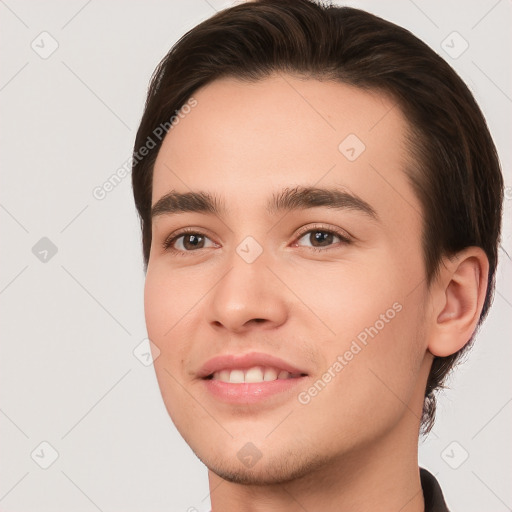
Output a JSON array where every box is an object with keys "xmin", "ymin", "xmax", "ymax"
[{"xmin": 151, "ymin": 185, "xmax": 378, "ymax": 221}]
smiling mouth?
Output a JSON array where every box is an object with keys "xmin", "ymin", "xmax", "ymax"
[{"xmin": 205, "ymin": 366, "xmax": 307, "ymax": 384}]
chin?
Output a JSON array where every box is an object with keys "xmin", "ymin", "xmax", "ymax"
[{"xmin": 194, "ymin": 444, "xmax": 332, "ymax": 486}]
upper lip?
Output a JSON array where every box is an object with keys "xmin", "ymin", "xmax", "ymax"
[{"xmin": 198, "ymin": 352, "xmax": 308, "ymax": 379}]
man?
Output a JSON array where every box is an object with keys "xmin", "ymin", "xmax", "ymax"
[{"xmin": 131, "ymin": 1, "xmax": 503, "ymax": 510}]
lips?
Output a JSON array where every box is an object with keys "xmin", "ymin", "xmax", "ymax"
[
  {"xmin": 198, "ymin": 352, "xmax": 308, "ymax": 381},
  {"xmin": 198, "ymin": 352, "xmax": 309, "ymax": 404}
]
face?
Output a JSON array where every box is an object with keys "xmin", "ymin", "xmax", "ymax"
[{"xmin": 144, "ymin": 74, "xmax": 434, "ymax": 484}]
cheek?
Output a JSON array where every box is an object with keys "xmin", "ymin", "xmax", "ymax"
[
  {"xmin": 144, "ymin": 269, "xmax": 169, "ymax": 343},
  {"xmin": 143, "ymin": 263, "xmax": 193, "ymax": 375},
  {"xmin": 144, "ymin": 262, "xmax": 203, "ymax": 339},
  {"xmin": 292, "ymin": 302, "xmax": 425, "ymax": 447},
  {"xmin": 283, "ymin": 254, "xmax": 408, "ymax": 341},
  {"xmin": 325, "ymin": 258, "xmax": 425, "ymax": 376},
  {"xmin": 143, "ymin": 260, "xmax": 224, "ymax": 389},
  {"xmin": 143, "ymin": 264, "xmax": 200, "ymax": 423},
  {"xmin": 288, "ymin": 256, "xmax": 425, "ymax": 403},
  {"xmin": 337, "ymin": 290, "xmax": 425, "ymax": 401}
]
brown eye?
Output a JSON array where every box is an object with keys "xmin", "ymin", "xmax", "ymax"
[
  {"xmin": 163, "ymin": 230, "xmax": 216, "ymax": 253},
  {"xmin": 295, "ymin": 228, "xmax": 350, "ymax": 250},
  {"xmin": 180, "ymin": 233, "xmax": 205, "ymax": 250},
  {"xmin": 306, "ymin": 231, "xmax": 336, "ymax": 247}
]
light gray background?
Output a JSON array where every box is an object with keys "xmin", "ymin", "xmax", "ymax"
[{"xmin": 1, "ymin": 1, "xmax": 510, "ymax": 511}]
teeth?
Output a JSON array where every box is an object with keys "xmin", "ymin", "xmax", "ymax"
[
  {"xmin": 263, "ymin": 368, "xmax": 278, "ymax": 381},
  {"xmin": 229, "ymin": 369, "xmax": 245, "ymax": 383},
  {"xmin": 219, "ymin": 370, "xmax": 230, "ymax": 382},
  {"xmin": 212, "ymin": 366, "xmax": 297, "ymax": 383},
  {"xmin": 245, "ymin": 367, "xmax": 264, "ymax": 383}
]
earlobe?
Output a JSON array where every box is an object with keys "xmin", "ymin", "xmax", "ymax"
[{"xmin": 428, "ymin": 247, "xmax": 489, "ymax": 358}]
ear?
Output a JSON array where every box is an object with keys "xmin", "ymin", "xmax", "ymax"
[{"xmin": 427, "ymin": 247, "xmax": 489, "ymax": 358}]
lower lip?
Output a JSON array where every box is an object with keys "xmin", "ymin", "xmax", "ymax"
[{"xmin": 202, "ymin": 377, "xmax": 307, "ymax": 404}]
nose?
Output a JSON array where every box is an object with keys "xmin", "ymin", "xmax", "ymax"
[{"xmin": 206, "ymin": 248, "xmax": 289, "ymax": 334}]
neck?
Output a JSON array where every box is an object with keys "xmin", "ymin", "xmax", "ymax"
[{"xmin": 208, "ymin": 412, "xmax": 425, "ymax": 512}]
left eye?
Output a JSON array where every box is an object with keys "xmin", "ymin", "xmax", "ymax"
[{"xmin": 295, "ymin": 229, "xmax": 348, "ymax": 249}]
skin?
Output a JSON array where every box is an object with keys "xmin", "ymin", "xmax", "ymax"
[{"xmin": 144, "ymin": 74, "xmax": 488, "ymax": 511}]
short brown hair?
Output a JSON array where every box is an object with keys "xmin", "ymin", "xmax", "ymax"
[{"xmin": 132, "ymin": 0, "xmax": 504, "ymax": 433}]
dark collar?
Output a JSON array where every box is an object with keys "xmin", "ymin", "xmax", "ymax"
[{"xmin": 420, "ymin": 468, "xmax": 450, "ymax": 512}]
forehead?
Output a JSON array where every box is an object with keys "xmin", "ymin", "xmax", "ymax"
[{"xmin": 151, "ymin": 74, "xmax": 419, "ymax": 229}]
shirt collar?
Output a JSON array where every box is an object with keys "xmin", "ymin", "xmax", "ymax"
[{"xmin": 420, "ymin": 467, "xmax": 450, "ymax": 512}]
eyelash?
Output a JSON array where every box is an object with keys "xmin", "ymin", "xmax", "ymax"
[{"xmin": 162, "ymin": 224, "xmax": 352, "ymax": 257}]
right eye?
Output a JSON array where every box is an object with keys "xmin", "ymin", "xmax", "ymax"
[{"xmin": 162, "ymin": 229, "xmax": 218, "ymax": 255}]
